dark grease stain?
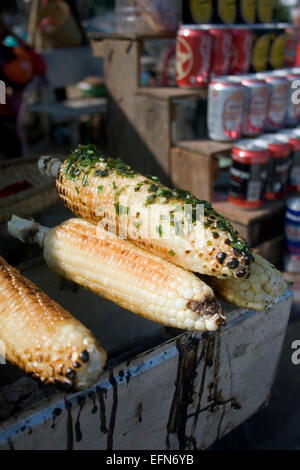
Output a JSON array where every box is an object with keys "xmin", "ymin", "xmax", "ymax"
[
  {"xmin": 88, "ymin": 391, "xmax": 98, "ymax": 414},
  {"xmin": 107, "ymin": 370, "xmax": 118, "ymax": 450},
  {"xmin": 166, "ymin": 335, "xmax": 200, "ymax": 450},
  {"xmin": 96, "ymin": 386, "xmax": 108, "ymax": 434},
  {"xmin": 7, "ymin": 438, "xmax": 15, "ymax": 450},
  {"xmin": 126, "ymin": 370, "xmax": 131, "ymax": 386},
  {"xmin": 191, "ymin": 332, "xmax": 241, "ymax": 447},
  {"xmin": 75, "ymin": 396, "xmax": 86, "ymax": 442},
  {"xmin": 51, "ymin": 407, "xmax": 62, "ymax": 429},
  {"xmin": 188, "ymin": 335, "xmax": 216, "ymax": 448},
  {"xmin": 137, "ymin": 402, "xmax": 143, "ymax": 423},
  {"xmin": 65, "ymin": 400, "xmax": 73, "ymax": 450}
]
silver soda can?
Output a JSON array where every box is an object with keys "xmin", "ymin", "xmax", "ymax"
[
  {"xmin": 229, "ymin": 75, "xmax": 269, "ymax": 136},
  {"xmin": 256, "ymin": 73, "xmax": 289, "ymax": 130},
  {"xmin": 207, "ymin": 77, "xmax": 244, "ymax": 141},
  {"xmin": 273, "ymin": 69, "xmax": 300, "ymax": 126}
]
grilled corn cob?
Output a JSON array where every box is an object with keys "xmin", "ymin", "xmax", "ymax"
[
  {"xmin": 204, "ymin": 254, "xmax": 287, "ymax": 311},
  {"xmin": 0, "ymin": 257, "xmax": 107, "ymax": 390},
  {"xmin": 8, "ymin": 215, "xmax": 226, "ymax": 331},
  {"xmin": 38, "ymin": 146, "xmax": 253, "ymax": 280}
]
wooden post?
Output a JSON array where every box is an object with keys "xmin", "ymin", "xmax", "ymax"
[{"xmin": 27, "ymin": 0, "xmax": 40, "ymax": 47}]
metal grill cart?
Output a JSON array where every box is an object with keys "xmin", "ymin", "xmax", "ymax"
[{"xmin": 0, "ymin": 256, "xmax": 292, "ymax": 450}]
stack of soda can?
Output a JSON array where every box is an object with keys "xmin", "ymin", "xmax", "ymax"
[
  {"xmin": 182, "ymin": 0, "xmax": 274, "ymax": 25},
  {"xmin": 176, "ymin": 24, "xmax": 298, "ymax": 89},
  {"xmin": 207, "ymin": 68, "xmax": 300, "ymax": 142},
  {"xmin": 228, "ymin": 127, "xmax": 300, "ymax": 209}
]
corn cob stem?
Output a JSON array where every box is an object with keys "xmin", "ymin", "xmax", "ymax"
[
  {"xmin": 38, "ymin": 147, "xmax": 253, "ymax": 280},
  {"xmin": 8, "ymin": 216, "xmax": 226, "ymax": 332},
  {"xmin": 0, "ymin": 256, "xmax": 107, "ymax": 391},
  {"xmin": 203, "ymin": 254, "xmax": 288, "ymax": 311}
]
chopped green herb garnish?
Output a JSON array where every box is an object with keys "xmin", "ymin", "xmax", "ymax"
[
  {"xmin": 133, "ymin": 220, "xmax": 141, "ymax": 229},
  {"xmin": 168, "ymin": 250, "xmax": 176, "ymax": 257},
  {"xmin": 94, "ymin": 169, "xmax": 109, "ymax": 178},
  {"xmin": 146, "ymin": 175, "xmax": 160, "ymax": 182},
  {"xmin": 97, "ymin": 185, "xmax": 103, "ymax": 193},
  {"xmin": 156, "ymin": 225, "xmax": 163, "ymax": 238},
  {"xmin": 144, "ymin": 194, "xmax": 157, "ymax": 206}
]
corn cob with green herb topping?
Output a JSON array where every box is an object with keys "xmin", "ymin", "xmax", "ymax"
[
  {"xmin": 8, "ymin": 215, "xmax": 226, "ymax": 332},
  {"xmin": 203, "ymin": 254, "xmax": 288, "ymax": 311},
  {"xmin": 38, "ymin": 145, "xmax": 253, "ymax": 280}
]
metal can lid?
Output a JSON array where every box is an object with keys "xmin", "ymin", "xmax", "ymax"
[
  {"xmin": 255, "ymin": 134, "xmax": 291, "ymax": 158},
  {"xmin": 255, "ymin": 72, "xmax": 273, "ymax": 80},
  {"xmin": 256, "ymin": 133, "xmax": 286, "ymax": 143},
  {"xmin": 210, "ymin": 77, "xmax": 243, "ymax": 87},
  {"xmin": 233, "ymin": 138, "xmax": 268, "ymax": 151},
  {"xmin": 272, "ymin": 68, "xmax": 295, "ymax": 77},
  {"xmin": 230, "ymin": 25, "xmax": 252, "ymax": 31},
  {"xmin": 264, "ymin": 75, "xmax": 289, "ymax": 83},
  {"xmin": 279, "ymin": 128, "xmax": 300, "ymax": 139},
  {"xmin": 179, "ymin": 24, "xmax": 216, "ymax": 30},
  {"xmin": 287, "ymin": 196, "xmax": 300, "ymax": 213},
  {"xmin": 227, "ymin": 74, "xmax": 263, "ymax": 83}
]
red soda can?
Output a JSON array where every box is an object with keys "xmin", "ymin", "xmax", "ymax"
[
  {"xmin": 209, "ymin": 26, "xmax": 232, "ymax": 77},
  {"xmin": 229, "ymin": 139, "xmax": 269, "ymax": 209},
  {"xmin": 230, "ymin": 26, "xmax": 253, "ymax": 75},
  {"xmin": 255, "ymin": 133, "xmax": 291, "ymax": 200},
  {"xmin": 278, "ymin": 128, "xmax": 300, "ymax": 192},
  {"xmin": 176, "ymin": 26, "xmax": 212, "ymax": 88}
]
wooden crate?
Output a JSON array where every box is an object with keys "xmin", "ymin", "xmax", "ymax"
[
  {"xmin": 213, "ymin": 200, "xmax": 286, "ymax": 247},
  {"xmin": 253, "ymin": 235, "xmax": 284, "ymax": 267},
  {"xmin": 0, "ymin": 259, "xmax": 292, "ymax": 450},
  {"xmin": 171, "ymin": 141, "xmax": 232, "ymax": 201}
]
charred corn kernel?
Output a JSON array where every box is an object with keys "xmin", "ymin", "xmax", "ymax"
[
  {"xmin": 204, "ymin": 254, "xmax": 288, "ymax": 311},
  {"xmin": 8, "ymin": 216, "xmax": 226, "ymax": 332},
  {"xmin": 0, "ymin": 257, "xmax": 107, "ymax": 390},
  {"xmin": 39, "ymin": 146, "xmax": 252, "ymax": 279}
]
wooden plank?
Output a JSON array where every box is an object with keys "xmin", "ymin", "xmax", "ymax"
[
  {"xmin": 177, "ymin": 140, "xmax": 233, "ymax": 157},
  {"xmin": 253, "ymin": 235, "xmax": 284, "ymax": 266},
  {"xmin": 0, "ymin": 290, "xmax": 292, "ymax": 450},
  {"xmin": 213, "ymin": 200, "xmax": 285, "ymax": 246},
  {"xmin": 89, "ymin": 31, "xmax": 176, "ymax": 41},
  {"xmin": 213, "ymin": 200, "xmax": 286, "ymax": 225},
  {"xmin": 90, "ymin": 39, "xmax": 107, "ymax": 58},
  {"xmin": 27, "ymin": 0, "xmax": 40, "ymax": 47},
  {"xmin": 171, "ymin": 147, "xmax": 217, "ymax": 202},
  {"xmin": 136, "ymin": 87, "xmax": 207, "ymax": 102}
]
